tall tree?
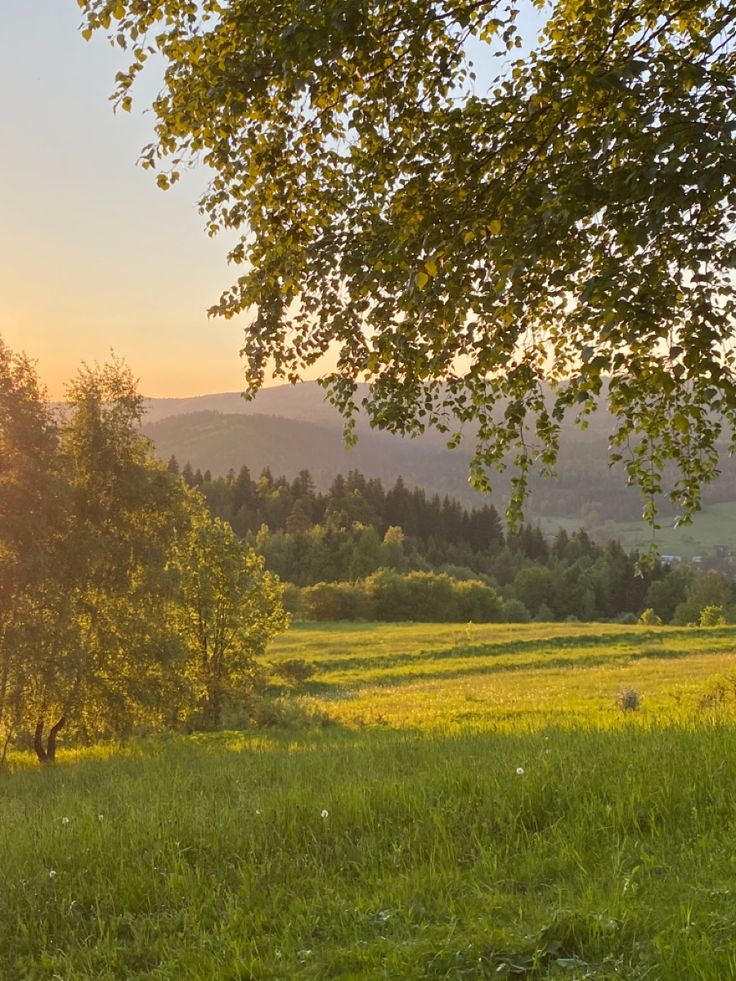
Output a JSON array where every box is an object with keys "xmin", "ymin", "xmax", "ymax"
[
  {"xmin": 175, "ymin": 512, "xmax": 288, "ymax": 729},
  {"xmin": 77, "ymin": 0, "xmax": 736, "ymax": 526},
  {"xmin": 0, "ymin": 341, "xmax": 59, "ymax": 760},
  {"xmin": 20, "ymin": 359, "xmax": 194, "ymax": 761}
]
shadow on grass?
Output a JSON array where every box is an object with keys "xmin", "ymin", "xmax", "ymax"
[
  {"xmin": 301, "ymin": 638, "xmax": 734, "ymax": 695},
  {"xmin": 295, "ymin": 627, "xmax": 722, "ymax": 677}
]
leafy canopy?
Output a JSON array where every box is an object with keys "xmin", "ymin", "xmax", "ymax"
[
  {"xmin": 0, "ymin": 345, "xmax": 288, "ymax": 761},
  {"xmin": 77, "ymin": 0, "xmax": 736, "ymax": 524}
]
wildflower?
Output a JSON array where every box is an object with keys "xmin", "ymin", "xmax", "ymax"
[
  {"xmin": 255, "ymin": 809, "xmax": 261, "ymax": 816},
  {"xmin": 48, "ymin": 870, "xmax": 57, "ymax": 879},
  {"xmin": 321, "ymin": 809, "xmax": 329, "ymax": 818},
  {"xmin": 98, "ymin": 814, "xmax": 104, "ymax": 822},
  {"xmin": 61, "ymin": 817, "xmax": 69, "ymax": 825},
  {"xmin": 516, "ymin": 767, "xmax": 525, "ymax": 776}
]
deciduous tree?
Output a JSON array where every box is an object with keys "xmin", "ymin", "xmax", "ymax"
[
  {"xmin": 175, "ymin": 511, "xmax": 288, "ymax": 729},
  {"xmin": 77, "ymin": 0, "xmax": 736, "ymax": 526}
]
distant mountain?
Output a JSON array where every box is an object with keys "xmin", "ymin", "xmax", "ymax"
[
  {"xmin": 143, "ymin": 383, "xmax": 370, "ymax": 430},
  {"xmin": 141, "ymin": 382, "xmax": 736, "ymax": 522},
  {"xmin": 143, "ymin": 410, "xmax": 484, "ymax": 505}
]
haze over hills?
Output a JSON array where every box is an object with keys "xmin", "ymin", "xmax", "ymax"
[
  {"xmin": 143, "ymin": 409, "xmax": 478, "ymax": 502},
  {"xmin": 141, "ymin": 382, "xmax": 736, "ymax": 535},
  {"xmin": 140, "ymin": 382, "xmax": 636, "ymax": 518}
]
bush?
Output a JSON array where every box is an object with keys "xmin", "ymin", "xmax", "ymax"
[
  {"xmin": 301, "ymin": 581, "xmax": 371, "ymax": 620},
  {"xmin": 638, "ymin": 607, "xmax": 662, "ymax": 626},
  {"xmin": 452, "ymin": 579, "xmax": 505, "ymax": 622},
  {"xmin": 615, "ymin": 612, "xmax": 638, "ymax": 625},
  {"xmin": 363, "ymin": 569, "xmax": 412, "ymax": 620},
  {"xmin": 617, "ymin": 687, "xmax": 641, "ymax": 712},
  {"xmin": 297, "ymin": 570, "xmax": 509, "ymax": 623},
  {"xmin": 535, "ymin": 603, "xmax": 555, "ymax": 622},
  {"xmin": 700, "ymin": 604, "xmax": 726, "ymax": 627},
  {"xmin": 504, "ymin": 598, "xmax": 531, "ymax": 623},
  {"xmin": 281, "ymin": 583, "xmax": 304, "ymax": 618},
  {"xmin": 271, "ymin": 658, "xmax": 316, "ymax": 684}
]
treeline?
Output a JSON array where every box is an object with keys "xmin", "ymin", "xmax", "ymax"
[
  {"xmin": 174, "ymin": 460, "xmax": 720, "ymax": 623},
  {"xmin": 0, "ymin": 343, "xmax": 286, "ymax": 764},
  {"xmin": 174, "ymin": 462, "xmax": 505, "ymax": 560}
]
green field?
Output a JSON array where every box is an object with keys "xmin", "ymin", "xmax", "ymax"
[
  {"xmin": 5, "ymin": 622, "xmax": 736, "ymax": 979},
  {"xmin": 540, "ymin": 500, "xmax": 736, "ymax": 559},
  {"xmin": 270, "ymin": 621, "xmax": 736, "ymax": 730}
]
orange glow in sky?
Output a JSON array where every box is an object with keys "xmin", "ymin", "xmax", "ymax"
[{"xmin": 0, "ymin": 2, "xmax": 255, "ymax": 399}]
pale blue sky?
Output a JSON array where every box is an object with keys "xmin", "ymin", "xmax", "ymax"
[
  {"xmin": 0, "ymin": 0, "xmax": 245, "ymax": 396},
  {"xmin": 0, "ymin": 1, "xmax": 544, "ymax": 398}
]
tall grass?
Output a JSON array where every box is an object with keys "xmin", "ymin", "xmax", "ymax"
[{"xmin": 4, "ymin": 622, "xmax": 736, "ymax": 978}]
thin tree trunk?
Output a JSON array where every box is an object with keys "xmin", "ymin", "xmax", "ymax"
[
  {"xmin": 0, "ymin": 728, "xmax": 12, "ymax": 766},
  {"xmin": 0, "ymin": 613, "xmax": 12, "ymax": 733},
  {"xmin": 34, "ymin": 720, "xmax": 47, "ymax": 763},
  {"xmin": 46, "ymin": 717, "xmax": 65, "ymax": 763},
  {"xmin": 33, "ymin": 716, "xmax": 66, "ymax": 764}
]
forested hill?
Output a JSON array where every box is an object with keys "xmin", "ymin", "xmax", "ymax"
[
  {"xmin": 170, "ymin": 460, "xmax": 722, "ymax": 626},
  {"xmin": 142, "ymin": 383, "xmax": 736, "ymax": 524}
]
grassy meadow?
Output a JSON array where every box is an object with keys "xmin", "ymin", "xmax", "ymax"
[
  {"xmin": 5, "ymin": 622, "xmax": 736, "ymax": 979},
  {"xmin": 541, "ymin": 500, "xmax": 736, "ymax": 559}
]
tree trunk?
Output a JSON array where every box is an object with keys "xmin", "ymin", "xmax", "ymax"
[
  {"xmin": 34, "ymin": 720, "xmax": 47, "ymax": 763},
  {"xmin": 0, "ymin": 729, "xmax": 12, "ymax": 767},
  {"xmin": 33, "ymin": 716, "xmax": 66, "ymax": 764},
  {"xmin": 46, "ymin": 717, "xmax": 65, "ymax": 762}
]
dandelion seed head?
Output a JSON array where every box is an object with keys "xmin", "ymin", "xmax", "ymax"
[
  {"xmin": 61, "ymin": 817, "xmax": 69, "ymax": 825},
  {"xmin": 516, "ymin": 767, "xmax": 525, "ymax": 776},
  {"xmin": 321, "ymin": 809, "xmax": 329, "ymax": 818},
  {"xmin": 48, "ymin": 869, "xmax": 57, "ymax": 879}
]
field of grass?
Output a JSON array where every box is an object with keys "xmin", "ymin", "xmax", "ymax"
[
  {"xmin": 5, "ymin": 622, "xmax": 736, "ymax": 979},
  {"xmin": 270, "ymin": 621, "xmax": 736, "ymax": 730},
  {"xmin": 540, "ymin": 500, "xmax": 736, "ymax": 559}
]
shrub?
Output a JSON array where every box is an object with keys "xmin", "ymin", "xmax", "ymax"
[
  {"xmin": 453, "ymin": 579, "xmax": 505, "ymax": 622},
  {"xmin": 617, "ymin": 687, "xmax": 641, "ymax": 712},
  {"xmin": 616, "ymin": 612, "xmax": 638, "ymax": 625},
  {"xmin": 301, "ymin": 582, "xmax": 370, "ymax": 620},
  {"xmin": 504, "ymin": 598, "xmax": 531, "ymax": 623},
  {"xmin": 638, "ymin": 607, "xmax": 662, "ymax": 626},
  {"xmin": 281, "ymin": 583, "xmax": 304, "ymax": 618},
  {"xmin": 700, "ymin": 604, "xmax": 726, "ymax": 627},
  {"xmin": 271, "ymin": 658, "xmax": 316, "ymax": 684},
  {"xmin": 535, "ymin": 603, "xmax": 555, "ymax": 622}
]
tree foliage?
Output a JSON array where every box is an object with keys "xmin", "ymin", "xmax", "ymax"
[
  {"xmin": 77, "ymin": 0, "xmax": 736, "ymax": 524},
  {"xmin": 0, "ymin": 344, "xmax": 287, "ymax": 762},
  {"xmin": 175, "ymin": 513, "xmax": 288, "ymax": 729}
]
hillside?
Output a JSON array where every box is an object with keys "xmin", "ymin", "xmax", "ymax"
[
  {"xmin": 143, "ymin": 410, "xmax": 482, "ymax": 504},
  {"xmin": 141, "ymin": 382, "xmax": 736, "ymax": 531}
]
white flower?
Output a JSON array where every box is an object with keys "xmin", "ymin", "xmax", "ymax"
[
  {"xmin": 61, "ymin": 817, "xmax": 69, "ymax": 825},
  {"xmin": 48, "ymin": 869, "xmax": 57, "ymax": 879},
  {"xmin": 255, "ymin": 809, "xmax": 261, "ymax": 816},
  {"xmin": 321, "ymin": 809, "xmax": 329, "ymax": 818},
  {"xmin": 516, "ymin": 767, "xmax": 525, "ymax": 776},
  {"xmin": 98, "ymin": 814, "xmax": 104, "ymax": 821}
]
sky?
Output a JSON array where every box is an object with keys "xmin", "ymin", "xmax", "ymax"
[
  {"xmin": 1, "ymin": 0, "xmax": 247, "ymax": 398},
  {"xmin": 1, "ymin": 2, "xmax": 544, "ymax": 400}
]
